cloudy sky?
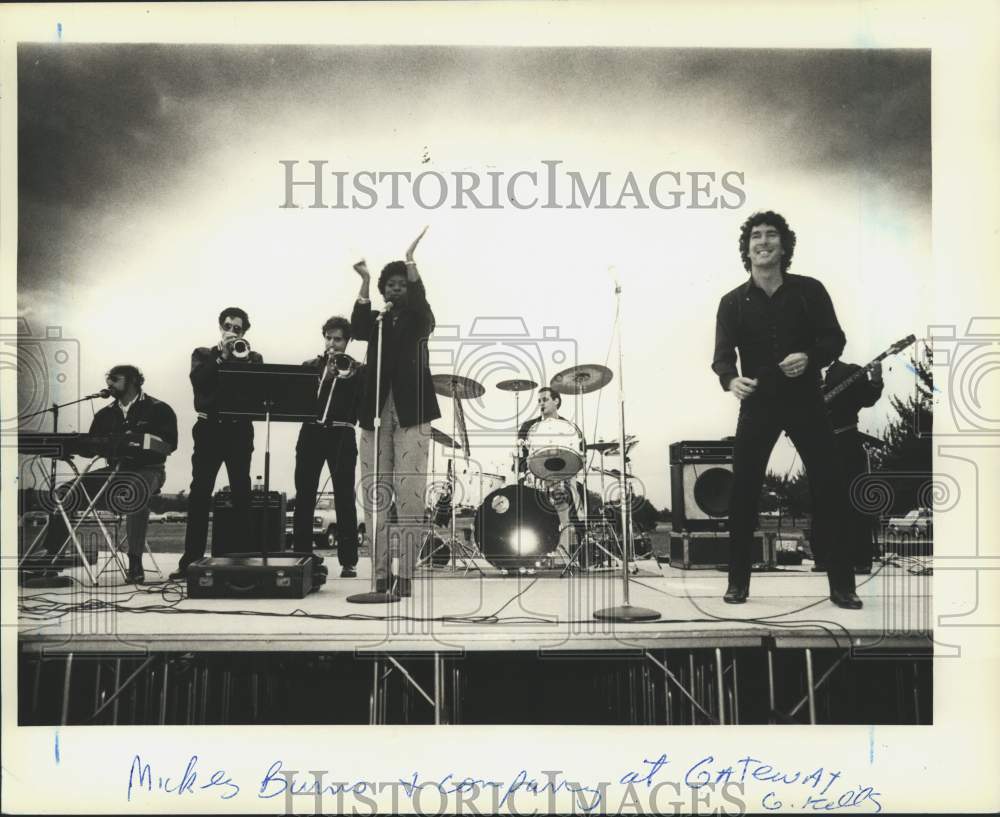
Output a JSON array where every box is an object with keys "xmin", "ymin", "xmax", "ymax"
[{"xmin": 16, "ymin": 44, "xmax": 931, "ymax": 504}]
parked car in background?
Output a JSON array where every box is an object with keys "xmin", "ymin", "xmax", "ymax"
[
  {"xmin": 162, "ymin": 511, "xmax": 187, "ymax": 523},
  {"xmin": 888, "ymin": 507, "xmax": 932, "ymax": 537},
  {"xmin": 284, "ymin": 493, "xmax": 338, "ymax": 549},
  {"xmin": 148, "ymin": 511, "xmax": 168, "ymax": 524}
]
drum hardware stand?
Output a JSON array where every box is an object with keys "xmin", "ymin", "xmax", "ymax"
[
  {"xmin": 348, "ymin": 310, "xmax": 400, "ymax": 604},
  {"xmin": 594, "ymin": 276, "xmax": 661, "ymax": 622},
  {"xmin": 437, "ymin": 381, "xmax": 485, "ymax": 576}
]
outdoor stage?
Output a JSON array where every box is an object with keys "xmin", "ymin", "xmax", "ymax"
[{"xmin": 18, "ymin": 555, "xmax": 933, "ymax": 726}]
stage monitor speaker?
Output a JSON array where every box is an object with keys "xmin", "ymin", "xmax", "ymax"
[
  {"xmin": 669, "ymin": 440, "xmax": 734, "ymax": 532},
  {"xmin": 211, "ymin": 489, "xmax": 286, "ymax": 556}
]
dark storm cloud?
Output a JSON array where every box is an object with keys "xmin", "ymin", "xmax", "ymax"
[{"xmin": 17, "ymin": 44, "xmax": 930, "ymax": 302}]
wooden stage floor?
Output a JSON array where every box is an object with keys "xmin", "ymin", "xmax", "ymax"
[{"xmin": 17, "ymin": 556, "xmax": 933, "ymax": 654}]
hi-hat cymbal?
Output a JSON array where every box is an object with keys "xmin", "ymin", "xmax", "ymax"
[
  {"xmin": 586, "ymin": 440, "xmax": 620, "ymax": 453},
  {"xmin": 550, "ymin": 364, "xmax": 613, "ymax": 395},
  {"xmin": 431, "ymin": 374, "xmax": 486, "ymax": 399},
  {"xmin": 430, "ymin": 426, "xmax": 463, "ymax": 449},
  {"xmin": 496, "ymin": 379, "xmax": 538, "ymax": 392}
]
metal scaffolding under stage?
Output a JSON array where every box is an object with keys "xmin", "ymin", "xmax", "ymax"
[{"xmin": 18, "ymin": 554, "xmax": 934, "ymax": 726}]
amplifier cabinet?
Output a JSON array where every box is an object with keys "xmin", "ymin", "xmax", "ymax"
[
  {"xmin": 211, "ymin": 490, "xmax": 287, "ymax": 556},
  {"xmin": 669, "ymin": 440, "xmax": 734, "ymax": 532}
]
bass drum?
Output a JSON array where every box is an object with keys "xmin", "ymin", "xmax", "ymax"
[{"xmin": 474, "ymin": 484, "xmax": 562, "ymax": 571}]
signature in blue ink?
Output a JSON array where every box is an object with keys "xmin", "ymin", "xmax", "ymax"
[{"xmin": 127, "ymin": 754, "xmax": 240, "ymax": 801}]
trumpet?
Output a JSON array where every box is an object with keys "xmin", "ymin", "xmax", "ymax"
[{"xmin": 230, "ymin": 337, "xmax": 252, "ymax": 360}]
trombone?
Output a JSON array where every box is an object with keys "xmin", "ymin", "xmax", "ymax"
[{"xmin": 317, "ymin": 352, "xmax": 360, "ymax": 424}]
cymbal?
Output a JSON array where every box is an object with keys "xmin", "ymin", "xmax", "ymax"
[
  {"xmin": 550, "ymin": 364, "xmax": 613, "ymax": 395},
  {"xmin": 586, "ymin": 440, "xmax": 619, "ymax": 453},
  {"xmin": 496, "ymin": 378, "xmax": 538, "ymax": 392},
  {"xmin": 431, "ymin": 374, "xmax": 485, "ymax": 400},
  {"xmin": 430, "ymin": 426, "xmax": 463, "ymax": 449}
]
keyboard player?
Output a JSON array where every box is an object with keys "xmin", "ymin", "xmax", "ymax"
[{"xmin": 38, "ymin": 365, "xmax": 177, "ymax": 584}]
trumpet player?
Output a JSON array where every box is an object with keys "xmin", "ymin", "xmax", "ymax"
[
  {"xmin": 172, "ymin": 307, "xmax": 263, "ymax": 580},
  {"xmin": 292, "ymin": 316, "xmax": 364, "ymax": 577}
]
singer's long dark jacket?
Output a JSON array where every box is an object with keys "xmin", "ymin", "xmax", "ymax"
[{"xmin": 351, "ymin": 278, "xmax": 441, "ymax": 431}]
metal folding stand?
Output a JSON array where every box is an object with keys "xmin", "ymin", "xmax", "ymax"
[{"xmin": 19, "ymin": 458, "xmax": 125, "ymax": 586}]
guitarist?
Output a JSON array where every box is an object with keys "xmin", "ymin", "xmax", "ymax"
[
  {"xmin": 821, "ymin": 358, "xmax": 884, "ymax": 574},
  {"xmin": 712, "ymin": 210, "xmax": 861, "ymax": 609}
]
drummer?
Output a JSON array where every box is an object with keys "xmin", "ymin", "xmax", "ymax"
[{"xmin": 516, "ymin": 387, "xmax": 586, "ymax": 550}]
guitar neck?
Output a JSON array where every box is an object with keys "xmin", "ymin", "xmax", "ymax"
[{"xmin": 824, "ymin": 335, "xmax": 915, "ymax": 403}]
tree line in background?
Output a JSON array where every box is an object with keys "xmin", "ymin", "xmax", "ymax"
[
  {"xmin": 19, "ymin": 352, "xmax": 932, "ymax": 527},
  {"xmin": 764, "ymin": 350, "xmax": 934, "ymax": 521}
]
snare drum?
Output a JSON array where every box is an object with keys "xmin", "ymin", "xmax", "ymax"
[{"xmin": 526, "ymin": 417, "xmax": 584, "ymax": 482}]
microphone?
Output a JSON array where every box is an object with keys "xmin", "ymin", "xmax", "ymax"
[{"xmin": 86, "ymin": 389, "xmax": 112, "ymax": 399}]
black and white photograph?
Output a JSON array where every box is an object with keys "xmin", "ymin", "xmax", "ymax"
[{"xmin": 2, "ymin": 2, "xmax": 998, "ymax": 815}]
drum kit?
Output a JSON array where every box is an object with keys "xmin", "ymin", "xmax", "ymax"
[{"xmin": 421, "ymin": 363, "xmax": 648, "ymax": 575}]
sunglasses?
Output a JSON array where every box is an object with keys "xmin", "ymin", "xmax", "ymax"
[{"xmin": 221, "ymin": 322, "xmax": 245, "ymax": 334}]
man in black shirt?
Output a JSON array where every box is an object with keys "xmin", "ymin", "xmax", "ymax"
[
  {"xmin": 712, "ymin": 210, "xmax": 861, "ymax": 609},
  {"xmin": 822, "ymin": 359, "xmax": 884, "ymax": 573},
  {"xmin": 172, "ymin": 307, "xmax": 263, "ymax": 580},
  {"xmin": 293, "ymin": 315, "xmax": 364, "ymax": 577},
  {"xmin": 42, "ymin": 365, "xmax": 177, "ymax": 583}
]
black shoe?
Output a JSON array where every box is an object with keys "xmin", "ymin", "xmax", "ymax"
[
  {"xmin": 811, "ymin": 563, "xmax": 828, "ymax": 573},
  {"xmin": 340, "ymin": 566, "xmax": 357, "ymax": 578},
  {"xmin": 397, "ymin": 578, "xmax": 412, "ymax": 597},
  {"xmin": 830, "ymin": 589, "xmax": 863, "ymax": 609},
  {"xmin": 723, "ymin": 583, "xmax": 749, "ymax": 604},
  {"xmin": 854, "ymin": 565, "xmax": 872, "ymax": 575},
  {"xmin": 127, "ymin": 555, "xmax": 145, "ymax": 584},
  {"xmin": 168, "ymin": 568, "xmax": 188, "ymax": 582},
  {"xmin": 375, "ymin": 576, "xmax": 393, "ymax": 594}
]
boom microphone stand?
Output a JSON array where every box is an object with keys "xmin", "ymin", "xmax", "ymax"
[
  {"xmin": 594, "ymin": 277, "xmax": 661, "ymax": 622},
  {"xmin": 348, "ymin": 310, "xmax": 399, "ymax": 604}
]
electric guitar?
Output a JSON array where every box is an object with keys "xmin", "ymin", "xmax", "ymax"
[{"xmin": 823, "ymin": 334, "xmax": 916, "ymax": 404}]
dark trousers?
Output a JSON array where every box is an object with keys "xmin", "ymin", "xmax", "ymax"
[
  {"xmin": 728, "ymin": 388, "xmax": 855, "ymax": 593},
  {"xmin": 43, "ymin": 464, "xmax": 165, "ymax": 558},
  {"xmin": 293, "ymin": 423, "xmax": 358, "ymax": 567},
  {"xmin": 181, "ymin": 418, "xmax": 253, "ymax": 568},
  {"xmin": 836, "ymin": 432, "xmax": 876, "ymax": 570}
]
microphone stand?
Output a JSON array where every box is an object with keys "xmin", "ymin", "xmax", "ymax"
[
  {"xmin": 348, "ymin": 309, "xmax": 399, "ymax": 604},
  {"xmin": 594, "ymin": 279, "xmax": 661, "ymax": 622}
]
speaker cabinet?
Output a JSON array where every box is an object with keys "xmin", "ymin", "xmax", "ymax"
[
  {"xmin": 665, "ymin": 531, "xmax": 773, "ymax": 570},
  {"xmin": 211, "ymin": 490, "xmax": 286, "ymax": 556},
  {"xmin": 669, "ymin": 440, "xmax": 734, "ymax": 532}
]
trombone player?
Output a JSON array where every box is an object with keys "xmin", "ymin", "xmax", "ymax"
[
  {"xmin": 292, "ymin": 316, "xmax": 364, "ymax": 577},
  {"xmin": 172, "ymin": 307, "xmax": 263, "ymax": 580}
]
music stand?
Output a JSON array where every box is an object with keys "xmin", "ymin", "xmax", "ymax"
[{"xmin": 216, "ymin": 364, "xmax": 316, "ymax": 558}]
